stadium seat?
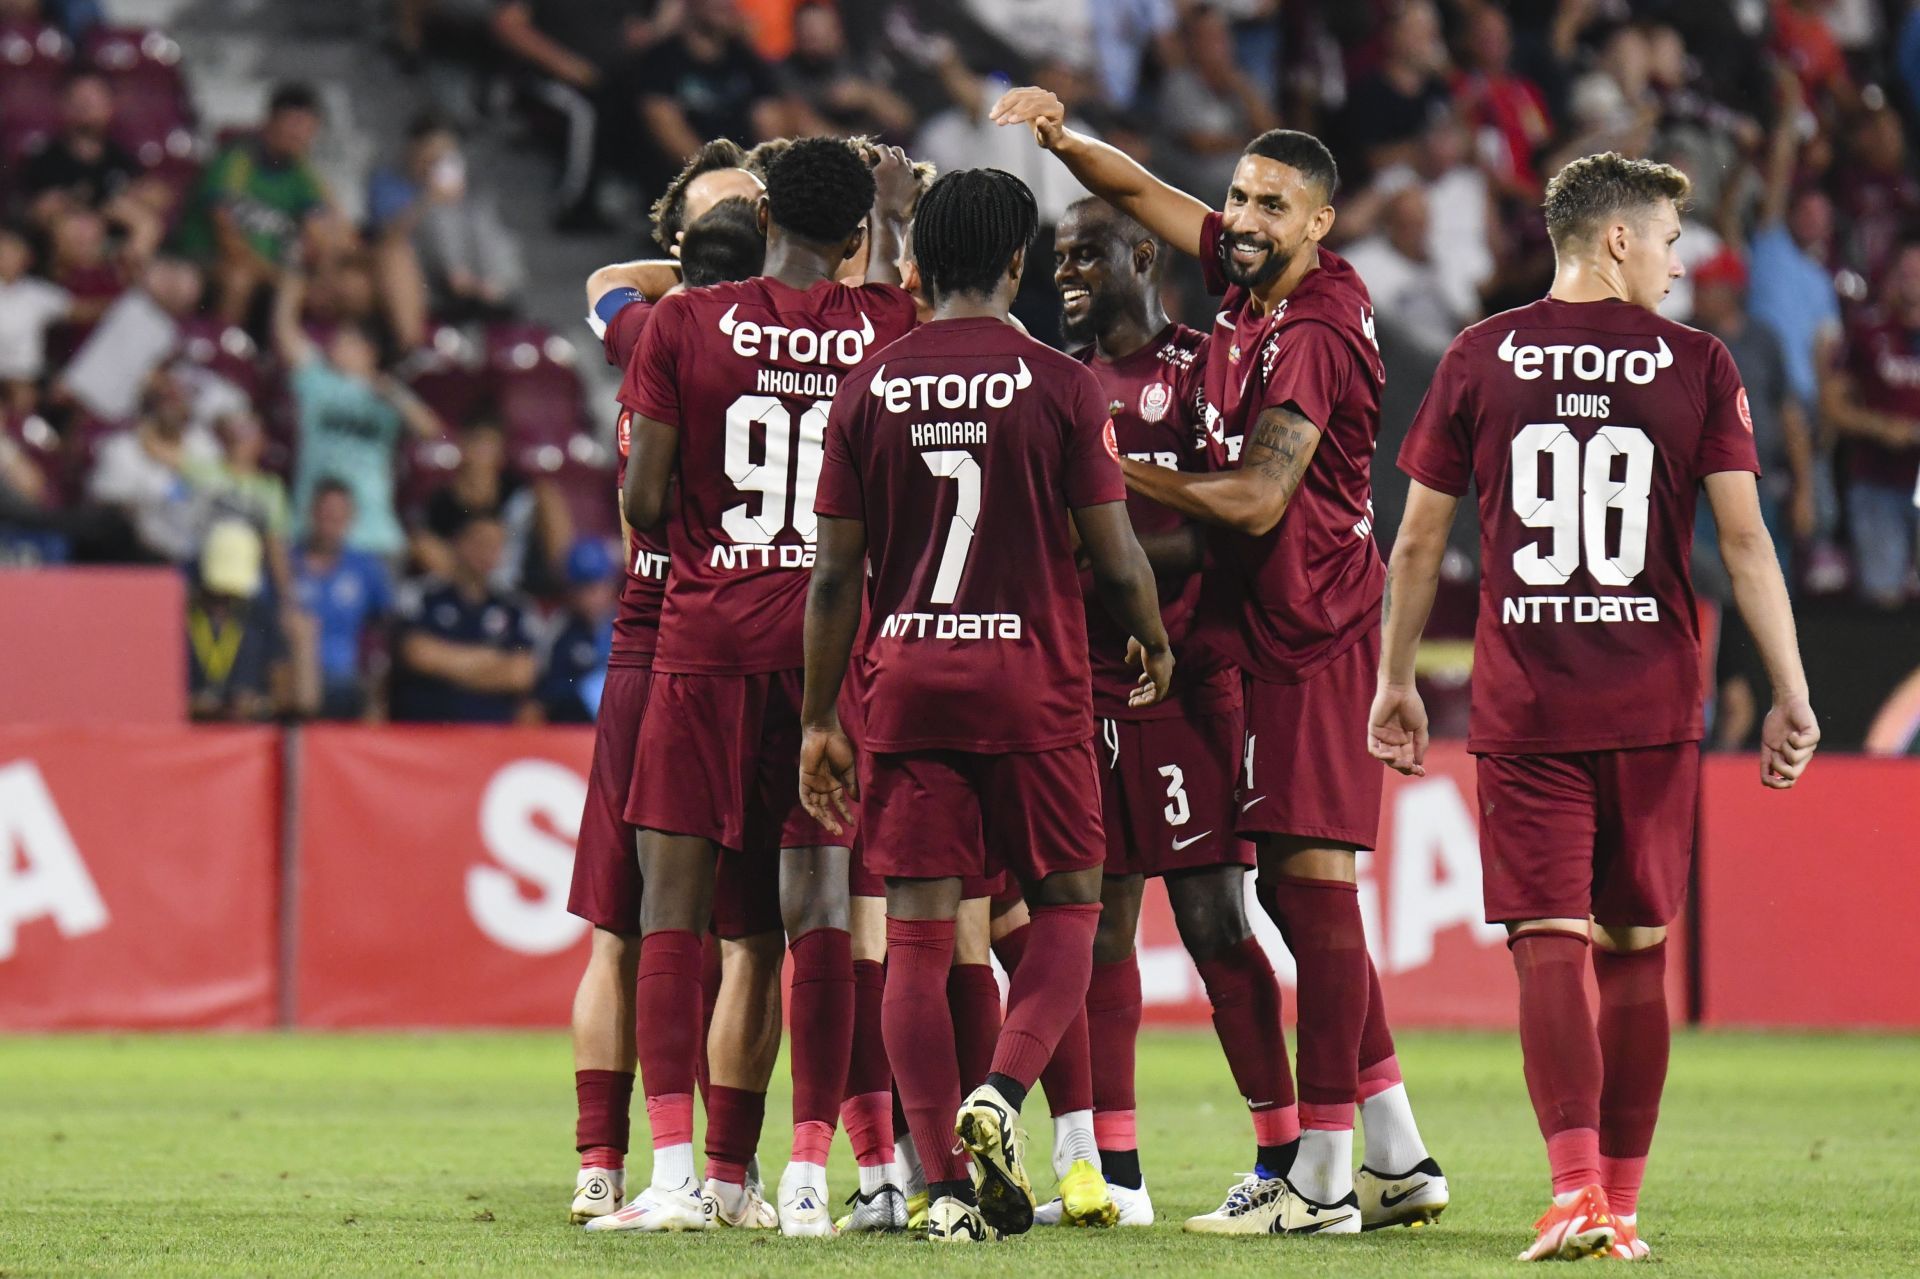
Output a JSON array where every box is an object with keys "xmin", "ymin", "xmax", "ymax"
[
  {"xmin": 177, "ymin": 318, "xmax": 261, "ymax": 402},
  {"xmin": 485, "ymin": 323, "xmax": 588, "ymax": 465},
  {"xmin": 402, "ymin": 324, "xmax": 491, "ymax": 430}
]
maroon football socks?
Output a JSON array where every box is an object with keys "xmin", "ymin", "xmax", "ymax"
[
  {"xmin": 703, "ymin": 1084, "xmax": 765, "ymax": 1186},
  {"xmin": 1512, "ymin": 931, "xmax": 1604, "ymax": 1193},
  {"xmin": 574, "ymin": 1069, "xmax": 632, "ymax": 1171},
  {"xmin": 1596, "ymin": 942, "xmax": 1669, "ymax": 1216},
  {"xmin": 1194, "ymin": 934, "xmax": 1300, "ymax": 1173},
  {"xmin": 1087, "ymin": 954, "xmax": 1143, "ymax": 1185},
  {"xmin": 842, "ymin": 958, "xmax": 894, "ymax": 1171},
  {"xmin": 990, "ymin": 902, "xmax": 1100, "ymax": 1090},
  {"xmin": 884, "ymin": 916, "xmax": 968, "ymax": 1183},
  {"xmin": 634, "ymin": 928, "xmax": 704, "ymax": 1168},
  {"xmin": 947, "ymin": 962, "xmax": 1002, "ymax": 1092},
  {"xmin": 1265, "ymin": 877, "xmax": 1366, "ymax": 1133},
  {"xmin": 787, "ymin": 927, "xmax": 853, "ymax": 1166}
]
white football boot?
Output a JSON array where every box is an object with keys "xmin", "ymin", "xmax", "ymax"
[
  {"xmin": 569, "ymin": 1166, "xmax": 623, "ymax": 1224},
  {"xmin": 1355, "ymin": 1156, "xmax": 1450, "ymax": 1230},
  {"xmin": 1035, "ymin": 1178, "xmax": 1154, "ymax": 1226},
  {"xmin": 582, "ymin": 1176, "xmax": 708, "ymax": 1232},
  {"xmin": 776, "ymin": 1161, "xmax": 836, "ymax": 1237},
  {"xmin": 1182, "ymin": 1171, "xmax": 1292, "ymax": 1234},
  {"xmin": 702, "ymin": 1176, "xmax": 777, "ymax": 1228},
  {"xmin": 925, "ymin": 1195, "xmax": 993, "ymax": 1243}
]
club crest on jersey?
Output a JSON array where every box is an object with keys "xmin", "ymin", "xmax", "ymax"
[
  {"xmin": 616, "ymin": 409, "xmax": 631, "ymax": 458},
  {"xmin": 870, "ymin": 359, "xmax": 1032, "ymax": 412},
  {"xmin": 1103, "ymin": 418, "xmax": 1119, "ymax": 460},
  {"xmin": 1737, "ymin": 387, "xmax": 1753, "ymax": 433},
  {"xmin": 1497, "ymin": 330, "xmax": 1674, "ymax": 385},
  {"xmin": 717, "ymin": 302, "xmax": 876, "ymax": 366},
  {"xmin": 1139, "ymin": 381, "xmax": 1172, "ymax": 423}
]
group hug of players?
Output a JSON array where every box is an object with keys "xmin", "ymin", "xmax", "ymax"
[{"xmin": 558, "ymin": 83, "xmax": 1820, "ymax": 1261}]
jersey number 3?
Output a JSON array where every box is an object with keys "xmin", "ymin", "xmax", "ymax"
[{"xmin": 1511, "ymin": 423, "xmax": 1654, "ymax": 587}]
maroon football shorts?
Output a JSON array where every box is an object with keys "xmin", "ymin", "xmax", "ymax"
[
  {"xmin": 567, "ymin": 665, "xmax": 652, "ymax": 934},
  {"xmin": 859, "ymin": 740, "xmax": 1105, "ymax": 885},
  {"xmin": 626, "ymin": 668, "xmax": 841, "ymax": 853},
  {"xmin": 1237, "ymin": 628, "xmax": 1383, "ymax": 850},
  {"xmin": 1098, "ymin": 708, "xmax": 1254, "ymax": 877},
  {"xmin": 1475, "ymin": 742, "xmax": 1700, "ymax": 928},
  {"xmin": 849, "ymin": 837, "xmax": 1003, "ymax": 900}
]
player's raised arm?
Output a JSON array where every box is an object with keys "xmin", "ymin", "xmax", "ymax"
[
  {"xmin": 862, "ymin": 145, "xmax": 920, "ymax": 289},
  {"xmin": 1703, "ymin": 471, "xmax": 1820, "ymax": 788},
  {"xmin": 1073, "ymin": 500, "xmax": 1173, "ymax": 706},
  {"xmin": 1369, "ymin": 480, "xmax": 1459, "ymax": 777},
  {"xmin": 798, "ymin": 513, "xmax": 867, "ymax": 832},
  {"xmin": 991, "ymin": 86, "xmax": 1210, "ymax": 259}
]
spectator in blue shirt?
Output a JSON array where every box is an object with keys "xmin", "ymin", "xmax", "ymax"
[
  {"xmin": 537, "ymin": 537, "xmax": 617, "ymax": 724},
  {"xmin": 292, "ymin": 477, "xmax": 393, "ymax": 719},
  {"xmin": 390, "ymin": 513, "xmax": 536, "ymax": 724}
]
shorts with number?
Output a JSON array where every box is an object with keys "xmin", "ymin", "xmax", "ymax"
[
  {"xmin": 1475, "ymin": 743, "xmax": 1699, "ymax": 928},
  {"xmin": 1099, "ymin": 709, "xmax": 1253, "ymax": 877},
  {"xmin": 859, "ymin": 741, "xmax": 1105, "ymax": 883},
  {"xmin": 626, "ymin": 669, "xmax": 843, "ymax": 853},
  {"xmin": 1237, "ymin": 629, "xmax": 1383, "ymax": 849},
  {"xmin": 567, "ymin": 666, "xmax": 652, "ymax": 933}
]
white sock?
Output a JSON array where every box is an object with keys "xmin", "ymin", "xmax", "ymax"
[
  {"xmin": 1359, "ymin": 1083, "xmax": 1430, "ymax": 1173},
  {"xmin": 651, "ymin": 1142, "xmax": 695, "ymax": 1190},
  {"xmin": 895, "ymin": 1136, "xmax": 927, "ymax": 1197},
  {"xmin": 707, "ymin": 1177, "xmax": 747, "ymax": 1216},
  {"xmin": 1051, "ymin": 1109, "xmax": 1099, "ymax": 1176},
  {"xmin": 782, "ymin": 1160, "xmax": 828, "ymax": 1193},
  {"xmin": 858, "ymin": 1161, "xmax": 897, "ymax": 1194},
  {"xmin": 1291, "ymin": 1129, "xmax": 1354, "ymax": 1203}
]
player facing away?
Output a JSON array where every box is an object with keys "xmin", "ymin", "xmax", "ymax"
[
  {"xmin": 1373, "ymin": 153, "xmax": 1820, "ymax": 1262},
  {"xmin": 993, "ymin": 92, "xmax": 1444, "ymax": 1233},
  {"xmin": 1024, "ymin": 195, "xmax": 1296, "ymax": 1230},
  {"xmin": 799, "ymin": 168, "xmax": 1173, "ymax": 1243},
  {"xmin": 567, "ymin": 188, "xmax": 777, "ymax": 1226},
  {"xmin": 593, "ymin": 137, "xmax": 919, "ymax": 1236}
]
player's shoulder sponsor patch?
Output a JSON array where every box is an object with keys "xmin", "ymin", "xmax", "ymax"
[{"xmin": 1736, "ymin": 387, "xmax": 1753, "ymax": 433}]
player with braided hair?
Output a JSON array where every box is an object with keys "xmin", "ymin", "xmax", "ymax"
[{"xmin": 801, "ymin": 167, "xmax": 1171, "ymax": 1243}]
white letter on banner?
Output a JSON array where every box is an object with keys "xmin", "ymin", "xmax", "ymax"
[
  {"xmin": 1386, "ymin": 776, "xmax": 1507, "ymax": 972},
  {"xmin": 0, "ymin": 760, "xmax": 109, "ymax": 960},
  {"xmin": 467, "ymin": 760, "xmax": 591, "ymax": 956}
]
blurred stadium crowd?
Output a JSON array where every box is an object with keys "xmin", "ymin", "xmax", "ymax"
[{"xmin": 2, "ymin": 0, "xmax": 1918, "ymax": 729}]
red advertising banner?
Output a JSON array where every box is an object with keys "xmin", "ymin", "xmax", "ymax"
[
  {"xmin": 1699, "ymin": 754, "xmax": 1920, "ymax": 1027},
  {"xmin": 0, "ymin": 569, "xmax": 186, "ymax": 725},
  {"xmin": 292, "ymin": 725, "xmax": 599, "ymax": 1028},
  {"xmin": 0, "ymin": 726, "xmax": 278, "ymax": 1029}
]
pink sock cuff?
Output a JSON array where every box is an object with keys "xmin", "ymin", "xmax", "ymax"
[
  {"xmin": 1093, "ymin": 1110, "xmax": 1137, "ymax": 1150},
  {"xmin": 841, "ymin": 1091, "xmax": 894, "ymax": 1167},
  {"xmin": 1251, "ymin": 1102, "xmax": 1301, "ymax": 1146},
  {"xmin": 1299, "ymin": 1100, "xmax": 1355, "ymax": 1131},
  {"xmin": 705, "ymin": 1156, "xmax": 748, "ymax": 1185},
  {"xmin": 645, "ymin": 1092, "xmax": 695, "ymax": 1147},
  {"xmin": 1356, "ymin": 1053, "xmax": 1403, "ymax": 1100},
  {"xmin": 1600, "ymin": 1153, "xmax": 1648, "ymax": 1216},
  {"xmin": 1546, "ymin": 1126, "xmax": 1602, "ymax": 1196},
  {"xmin": 1275, "ymin": 875, "xmax": 1359, "ymax": 894},
  {"xmin": 580, "ymin": 1145, "xmax": 624, "ymax": 1171},
  {"xmin": 791, "ymin": 1118, "xmax": 834, "ymax": 1166}
]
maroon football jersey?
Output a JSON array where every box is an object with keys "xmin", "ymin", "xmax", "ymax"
[
  {"xmin": 815, "ymin": 317, "xmax": 1127, "ymax": 752},
  {"xmin": 1838, "ymin": 307, "xmax": 1920, "ymax": 491},
  {"xmin": 622, "ymin": 277, "xmax": 919, "ymax": 674},
  {"xmin": 1399, "ymin": 296, "xmax": 1760, "ymax": 754},
  {"xmin": 1075, "ymin": 323, "xmax": 1238, "ymax": 720},
  {"xmin": 1194, "ymin": 211, "xmax": 1388, "ymax": 682},
  {"xmin": 601, "ymin": 296, "xmax": 668, "ymax": 668}
]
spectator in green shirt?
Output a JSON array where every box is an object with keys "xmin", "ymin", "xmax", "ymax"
[
  {"xmin": 175, "ymin": 83, "xmax": 329, "ymax": 324},
  {"xmin": 272, "ymin": 266, "xmax": 442, "ymax": 561}
]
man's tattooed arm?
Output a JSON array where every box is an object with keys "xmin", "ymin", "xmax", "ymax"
[
  {"xmin": 1116, "ymin": 402, "xmax": 1322, "ymax": 536},
  {"xmin": 1243, "ymin": 404, "xmax": 1322, "ymax": 498}
]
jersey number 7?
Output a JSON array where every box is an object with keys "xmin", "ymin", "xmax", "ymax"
[{"xmin": 922, "ymin": 450, "xmax": 982, "ymax": 604}]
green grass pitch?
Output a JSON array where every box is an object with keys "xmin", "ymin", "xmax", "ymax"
[{"xmin": 2, "ymin": 1030, "xmax": 1914, "ymax": 1276}]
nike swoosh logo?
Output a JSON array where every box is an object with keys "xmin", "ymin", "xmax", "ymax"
[
  {"xmin": 1293, "ymin": 1212, "xmax": 1356, "ymax": 1234},
  {"xmin": 1378, "ymin": 1182, "xmax": 1428, "ymax": 1209},
  {"xmin": 1240, "ymin": 795, "xmax": 1265, "ymax": 812},
  {"xmin": 1170, "ymin": 830, "xmax": 1213, "ymax": 851},
  {"xmin": 1214, "ymin": 309, "xmax": 1234, "ymax": 329}
]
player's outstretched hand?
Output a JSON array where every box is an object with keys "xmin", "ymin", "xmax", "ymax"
[
  {"xmin": 799, "ymin": 724, "xmax": 859, "ymax": 835},
  {"xmin": 989, "ymin": 86, "xmax": 1067, "ymax": 149},
  {"xmin": 1760, "ymin": 693, "xmax": 1820, "ymax": 789},
  {"xmin": 1126, "ymin": 637, "xmax": 1174, "ymax": 708},
  {"xmin": 1367, "ymin": 683, "xmax": 1430, "ymax": 777},
  {"xmin": 870, "ymin": 144, "xmax": 918, "ymax": 222}
]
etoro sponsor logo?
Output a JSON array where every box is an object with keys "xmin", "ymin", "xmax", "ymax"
[
  {"xmin": 1497, "ymin": 330, "xmax": 1674, "ymax": 384},
  {"xmin": 870, "ymin": 359, "xmax": 1033, "ymax": 414},
  {"xmin": 717, "ymin": 303, "xmax": 877, "ymax": 366}
]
